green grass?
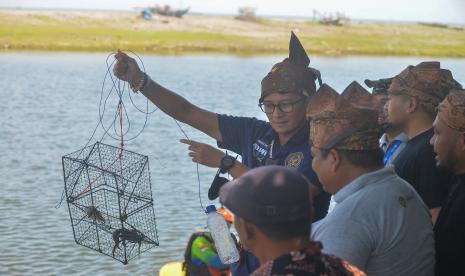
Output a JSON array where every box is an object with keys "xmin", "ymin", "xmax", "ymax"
[
  {"xmin": 0, "ymin": 24, "xmax": 253, "ymax": 53},
  {"xmin": 1, "ymin": 11, "xmax": 465, "ymax": 57}
]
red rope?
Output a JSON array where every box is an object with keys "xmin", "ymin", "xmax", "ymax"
[
  {"xmin": 119, "ymin": 101, "xmax": 124, "ymax": 156},
  {"xmin": 118, "ymin": 101, "xmax": 124, "ymax": 194}
]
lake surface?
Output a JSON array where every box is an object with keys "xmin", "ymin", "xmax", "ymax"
[{"xmin": 0, "ymin": 52, "xmax": 464, "ymax": 275}]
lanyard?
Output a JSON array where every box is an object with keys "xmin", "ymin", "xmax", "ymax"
[
  {"xmin": 269, "ymin": 140, "xmax": 275, "ymax": 159},
  {"xmin": 265, "ymin": 140, "xmax": 278, "ymax": 165},
  {"xmin": 383, "ymin": 140, "xmax": 402, "ymax": 165}
]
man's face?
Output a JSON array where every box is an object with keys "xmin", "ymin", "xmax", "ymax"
[
  {"xmin": 262, "ymin": 92, "xmax": 307, "ymax": 138},
  {"xmin": 373, "ymin": 94, "xmax": 391, "ymax": 129},
  {"xmin": 387, "ymin": 93, "xmax": 410, "ymax": 131},
  {"xmin": 430, "ymin": 117, "xmax": 462, "ymax": 172},
  {"xmin": 375, "ymin": 93, "xmax": 403, "ymax": 135},
  {"xmin": 310, "ymin": 146, "xmax": 337, "ymax": 194}
]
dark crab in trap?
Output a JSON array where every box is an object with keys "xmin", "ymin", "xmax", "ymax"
[
  {"xmin": 62, "ymin": 142, "xmax": 159, "ymax": 264},
  {"xmin": 112, "ymin": 227, "xmax": 158, "ymax": 259}
]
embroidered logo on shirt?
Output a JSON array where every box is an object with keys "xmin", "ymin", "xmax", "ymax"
[
  {"xmin": 398, "ymin": 196, "xmax": 407, "ymax": 207},
  {"xmin": 253, "ymin": 140, "xmax": 270, "ymax": 162},
  {"xmin": 285, "ymin": 152, "xmax": 304, "ymax": 168}
]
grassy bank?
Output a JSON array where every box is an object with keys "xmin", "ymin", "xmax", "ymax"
[{"xmin": 1, "ymin": 10, "xmax": 465, "ymax": 56}]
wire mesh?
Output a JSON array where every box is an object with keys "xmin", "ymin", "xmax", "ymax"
[{"xmin": 62, "ymin": 142, "xmax": 159, "ymax": 264}]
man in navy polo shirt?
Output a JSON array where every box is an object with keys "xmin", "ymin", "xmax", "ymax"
[
  {"xmin": 113, "ymin": 32, "xmax": 330, "ymax": 275},
  {"xmin": 181, "ymin": 33, "xmax": 329, "ymax": 275}
]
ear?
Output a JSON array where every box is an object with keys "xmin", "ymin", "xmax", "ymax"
[
  {"xmin": 406, "ymin": 96, "xmax": 418, "ymax": 113},
  {"xmin": 243, "ymin": 220, "xmax": 256, "ymax": 241},
  {"xmin": 329, "ymin": 149, "xmax": 341, "ymax": 172},
  {"xmin": 236, "ymin": 217, "xmax": 255, "ymax": 241}
]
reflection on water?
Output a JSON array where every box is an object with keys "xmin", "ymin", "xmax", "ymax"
[{"xmin": 0, "ymin": 52, "xmax": 464, "ymax": 275}]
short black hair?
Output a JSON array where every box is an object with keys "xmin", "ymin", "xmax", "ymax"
[
  {"xmin": 321, "ymin": 148, "xmax": 384, "ymax": 168},
  {"xmin": 256, "ymin": 218, "xmax": 311, "ymax": 241}
]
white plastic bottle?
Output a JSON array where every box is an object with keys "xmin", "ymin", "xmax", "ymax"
[{"xmin": 206, "ymin": 205, "xmax": 240, "ymax": 264}]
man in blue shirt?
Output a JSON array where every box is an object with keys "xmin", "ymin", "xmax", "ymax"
[
  {"xmin": 365, "ymin": 78, "xmax": 408, "ymax": 166},
  {"xmin": 113, "ymin": 32, "xmax": 330, "ymax": 275}
]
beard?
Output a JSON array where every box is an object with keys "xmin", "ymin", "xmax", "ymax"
[
  {"xmin": 436, "ymin": 150, "xmax": 459, "ymax": 172},
  {"xmin": 378, "ymin": 111, "xmax": 399, "ymax": 133},
  {"xmin": 379, "ymin": 119, "xmax": 402, "ymax": 136},
  {"xmin": 382, "ymin": 114, "xmax": 407, "ymax": 135},
  {"xmin": 380, "ymin": 122, "xmax": 395, "ymax": 133}
]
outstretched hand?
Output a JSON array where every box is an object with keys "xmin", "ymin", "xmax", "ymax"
[
  {"xmin": 180, "ymin": 139, "xmax": 225, "ymax": 168},
  {"xmin": 113, "ymin": 50, "xmax": 143, "ymax": 87}
]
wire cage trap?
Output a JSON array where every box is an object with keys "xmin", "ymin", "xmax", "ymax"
[{"xmin": 62, "ymin": 141, "xmax": 159, "ymax": 264}]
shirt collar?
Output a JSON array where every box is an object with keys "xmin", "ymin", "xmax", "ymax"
[
  {"xmin": 379, "ymin": 133, "xmax": 389, "ymax": 148},
  {"xmin": 408, "ymin": 128, "xmax": 433, "ymax": 144},
  {"xmin": 264, "ymin": 123, "xmax": 309, "ymax": 146},
  {"xmin": 263, "ymin": 124, "xmax": 275, "ymax": 141},
  {"xmin": 379, "ymin": 132, "xmax": 408, "ymax": 147},
  {"xmin": 333, "ymin": 167, "xmax": 395, "ymax": 204},
  {"xmin": 394, "ymin": 132, "xmax": 408, "ymax": 142}
]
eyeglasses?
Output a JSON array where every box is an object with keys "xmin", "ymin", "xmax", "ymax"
[{"xmin": 258, "ymin": 99, "xmax": 303, "ymax": 114}]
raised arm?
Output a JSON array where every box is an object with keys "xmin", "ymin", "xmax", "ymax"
[{"xmin": 113, "ymin": 50, "xmax": 223, "ymax": 142}]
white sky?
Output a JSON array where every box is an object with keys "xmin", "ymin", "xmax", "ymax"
[{"xmin": 2, "ymin": 0, "xmax": 465, "ymax": 24}]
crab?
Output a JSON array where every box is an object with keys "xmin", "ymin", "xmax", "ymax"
[
  {"xmin": 111, "ymin": 227, "xmax": 155, "ymax": 258},
  {"xmin": 84, "ymin": 206, "xmax": 106, "ymax": 223}
]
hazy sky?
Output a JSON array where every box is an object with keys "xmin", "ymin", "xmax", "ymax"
[{"xmin": 2, "ymin": 0, "xmax": 465, "ymax": 24}]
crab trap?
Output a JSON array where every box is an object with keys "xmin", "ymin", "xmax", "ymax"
[{"xmin": 62, "ymin": 142, "xmax": 159, "ymax": 264}]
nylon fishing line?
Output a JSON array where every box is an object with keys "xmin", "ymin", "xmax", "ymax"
[{"xmin": 58, "ymin": 51, "xmax": 206, "ymax": 214}]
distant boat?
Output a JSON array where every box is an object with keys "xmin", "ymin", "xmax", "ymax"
[
  {"xmin": 235, "ymin": 6, "xmax": 258, "ymax": 22},
  {"xmin": 312, "ymin": 9, "xmax": 350, "ymax": 26},
  {"xmin": 149, "ymin": 5, "xmax": 190, "ymax": 18}
]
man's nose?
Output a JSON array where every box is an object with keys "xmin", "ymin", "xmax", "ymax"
[
  {"xmin": 271, "ymin": 106, "xmax": 285, "ymax": 116},
  {"xmin": 429, "ymin": 135, "xmax": 436, "ymax": 145}
]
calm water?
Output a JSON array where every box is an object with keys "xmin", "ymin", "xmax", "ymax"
[{"xmin": 0, "ymin": 52, "xmax": 464, "ymax": 275}]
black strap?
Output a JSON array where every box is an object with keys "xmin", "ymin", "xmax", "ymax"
[{"xmin": 208, "ymin": 172, "xmax": 229, "ymax": 200}]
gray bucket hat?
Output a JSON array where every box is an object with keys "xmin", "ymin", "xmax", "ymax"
[{"xmin": 219, "ymin": 165, "xmax": 312, "ymax": 225}]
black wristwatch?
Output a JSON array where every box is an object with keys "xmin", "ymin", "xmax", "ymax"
[{"xmin": 219, "ymin": 155, "xmax": 236, "ymax": 174}]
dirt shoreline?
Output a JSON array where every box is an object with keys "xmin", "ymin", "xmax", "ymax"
[{"xmin": 1, "ymin": 9, "xmax": 465, "ymax": 56}]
